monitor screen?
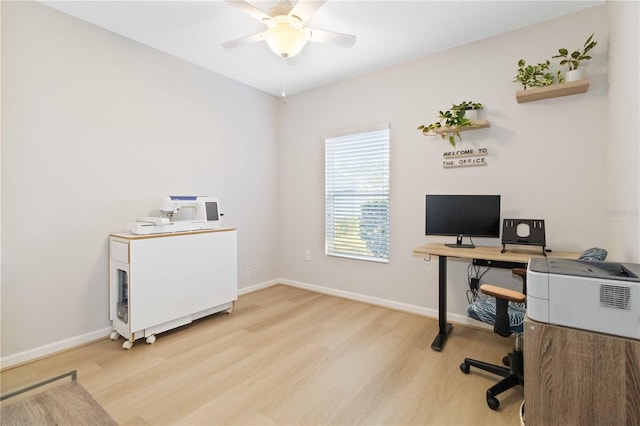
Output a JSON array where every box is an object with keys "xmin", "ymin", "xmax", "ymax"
[{"xmin": 425, "ymin": 194, "xmax": 501, "ymax": 239}]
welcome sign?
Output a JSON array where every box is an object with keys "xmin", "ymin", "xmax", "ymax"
[{"xmin": 442, "ymin": 147, "xmax": 488, "ymax": 168}]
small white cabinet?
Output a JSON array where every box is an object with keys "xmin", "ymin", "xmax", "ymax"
[{"xmin": 109, "ymin": 228, "xmax": 237, "ymax": 349}]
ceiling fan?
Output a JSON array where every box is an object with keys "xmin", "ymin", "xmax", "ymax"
[{"xmin": 223, "ymin": 0, "xmax": 357, "ymax": 58}]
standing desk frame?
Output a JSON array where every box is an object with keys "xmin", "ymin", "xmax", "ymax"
[{"xmin": 412, "ymin": 243, "xmax": 579, "ymax": 351}]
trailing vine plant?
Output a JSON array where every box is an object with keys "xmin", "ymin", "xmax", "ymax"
[
  {"xmin": 418, "ymin": 101, "xmax": 484, "ymax": 147},
  {"xmin": 513, "ymin": 59, "xmax": 563, "ymax": 90}
]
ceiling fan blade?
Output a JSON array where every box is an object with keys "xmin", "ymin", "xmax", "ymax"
[
  {"xmin": 307, "ymin": 28, "xmax": 356, "ymax": 48},
  {"xmin": 289, "ymin": 0, "xmax": 327, "ymax": 24},
  {"xmin": 225, "ymin": 0, "xmax": 273, "ymax": 23},
  {"xmin": 222, "ymin": 32, "xmax": 267, "ymax": 49}
]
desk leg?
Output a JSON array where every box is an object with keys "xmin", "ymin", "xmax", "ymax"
[{"xmin": 431, "ymin": 255, "xmax": 452, "ymax": 351}]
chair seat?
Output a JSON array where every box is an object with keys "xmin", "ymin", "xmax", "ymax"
[{"xmin": 467, "ymin": 297, "xmax": 526, "ymax": 334}]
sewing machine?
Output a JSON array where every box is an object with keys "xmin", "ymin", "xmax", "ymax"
[{"xmin": 128, "ymin": 196, "xmax": 223, "ymax": 235}]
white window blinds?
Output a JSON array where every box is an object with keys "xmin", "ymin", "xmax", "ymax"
[{"xmin": 325, "ymin": 127, "xmax": 390, "ymax": 263}]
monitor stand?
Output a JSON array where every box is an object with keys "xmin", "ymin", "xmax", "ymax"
[{"xmin": 445, "ymin": 235, "xmax": 475, "ymax": 249}]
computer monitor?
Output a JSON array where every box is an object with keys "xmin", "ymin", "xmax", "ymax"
[{"xmin": 425, "ymin": 194, "xmax": 501, "ymax": 248}]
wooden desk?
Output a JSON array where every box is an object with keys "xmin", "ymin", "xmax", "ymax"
[{"xmin": 412, "ymin": 243, "xmax": 579, "ymax": 351}]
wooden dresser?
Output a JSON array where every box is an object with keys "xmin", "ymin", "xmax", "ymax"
[{"xmin": 524, "ymin": 317, "xmax": 640, "ymax": 424}]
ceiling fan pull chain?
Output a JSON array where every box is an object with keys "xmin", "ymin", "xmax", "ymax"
[{"xmin": 281, "ymin": 56, "xmax": 287, "ymax": 104}]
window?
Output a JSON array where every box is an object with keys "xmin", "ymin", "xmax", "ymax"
[{"xmin": 325, "ymin": 126, "xmax": 390, "ymax": 263}]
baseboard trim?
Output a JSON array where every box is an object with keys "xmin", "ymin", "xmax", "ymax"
[
  {"xmin": 2, "ymin": 280, "xmax": 281, "ymax": 369},
  {"xmin": 238, "ymin": 279, "xmax": 281, "ymax": 296},
  {"xmin": 278, "ymin": 278, "xmax": 489, "ymax": 330},
  {"xmin": 1, "ymin": 327, "xmax": 113, "ymax": 371},
  {"xmin": 280, "ymin": 278, "xmax": 440, "ymax": 317},
  {"xmin": 2, "ymin": 277, "xmax": 489, "ymax": 369}
]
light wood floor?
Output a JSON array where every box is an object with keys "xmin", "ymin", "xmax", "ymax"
[{"xmin": 1, "ymin": 285, "xmax": 522, "ymax": 425}]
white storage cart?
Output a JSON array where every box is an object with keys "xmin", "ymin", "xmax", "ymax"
[{"xmin": 109, "ymin": 228, "xmax": 237, "ymax": 349}]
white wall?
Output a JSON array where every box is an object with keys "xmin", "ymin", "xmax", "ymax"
[
  {"xmin": 278, "ymin": 5, "xmax": 613, "ymax": 320},
  {"xmin": 2, "ymin": 1, "xmax": 637, "ymax": 367},
  {"xmin": 1, "ymin": 1, "xmax": 280, "ymax": 361},
  {"xmin": 606, "ymin": 1, "xmax": 640, "ymax": 262}
]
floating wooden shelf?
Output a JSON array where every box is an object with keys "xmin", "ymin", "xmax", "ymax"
[
  {"xmin": 432, "ymin": 119, "xmax": 490, "ymax": 135},
  {"xmin": 515, "ymin": 79, "xmax": 590, "ymax": 103}
]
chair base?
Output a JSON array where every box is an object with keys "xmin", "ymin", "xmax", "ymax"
[{"xmin": 460, "ymin": 349, "xmax": 524, "ymax": 410}]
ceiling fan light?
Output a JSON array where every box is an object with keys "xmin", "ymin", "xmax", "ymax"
[{"xmin": 265, "ymin": 24, "xmax": 308, "ymax": 58}]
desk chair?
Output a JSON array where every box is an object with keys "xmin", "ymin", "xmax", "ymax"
[
  {"xmin": 460, "ymin": 248, "xmax": 608, "ymax": 410},
  {"xmin": 460, "ymin": 269, "xmax": 526, "ymax": 410}
]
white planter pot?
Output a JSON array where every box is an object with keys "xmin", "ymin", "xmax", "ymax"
[
  {"xmin": 565, "ymin": 69, "xmax": 584, "ymax": 82},
  {"xmin": 464, "ymin": 109, "xmax": 478, "ymax": 121}
]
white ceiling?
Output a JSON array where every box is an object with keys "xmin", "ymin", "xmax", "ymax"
[{"xmin": 41, "ymin": 0, "xmax": 603, "ymax": 97}]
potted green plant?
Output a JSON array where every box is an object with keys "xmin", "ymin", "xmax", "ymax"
[
  {"xmin": 552, "ymin": 33, "xmax": 597, "ymax": 82},
  {"xmin": 513, "ymin": 59, "xmax": 562, "ymax": 89},
  {"xmin": 451, "ymin": 101, "xmax": 483, "ymax": 121},
  {"xmin": 417, "ymin": 101, "xmax": 484, "ymax": 147}
]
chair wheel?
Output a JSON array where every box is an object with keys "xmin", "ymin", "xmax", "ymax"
[
  {"xmin": 487, "ymin": 396, "xmax": 500, "ymax": 410},
  {"xmin": 503, "ymin": 355, "xmax": 510, "ymax": 366},
  {"xmin": 460, "ymin": 362, "xmax": 470, "ymax": 374}
]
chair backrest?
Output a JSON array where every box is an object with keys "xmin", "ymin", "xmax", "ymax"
[{"xmin": 578, "ymin": 247, "xmax": 608, "ymax": 261}]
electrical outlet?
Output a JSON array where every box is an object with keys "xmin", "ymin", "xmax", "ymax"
[
  {"xmin": 245, "ymin": 265, "xmax": 251, "ymax": 280},
  {"xmin": 304, "ymin": 249, "xmax": 311, "ymax": 261}
]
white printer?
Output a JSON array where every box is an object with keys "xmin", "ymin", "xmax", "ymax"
[{"xmin": 527, "ymin": 257, "xmax": 640, "ymax": 339}]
